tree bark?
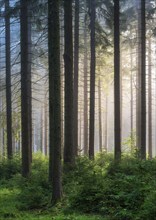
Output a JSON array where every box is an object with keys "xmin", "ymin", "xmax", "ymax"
[
  {"xmin": 114, "ymin": 0, "xmax": 121, "ymax": 160},
  {"xmin": 20, "ymin": 0, "xmax": 32, "ymax": 177},
  {"xmin": 98, "ymin": 79, "xmax": 102, "ymax": 152},
  {"xmin": 79, "ymin": 109, "xmax": 82, "ymax": 153},
  {"xmin": 104, "ymin": 95, "xmax": 108, "ymax": 152},
  {"xmin": 44, "ymin": 97, "xmax": 48, "ymax": 156},
  {"xmin": 130, "ymin": 47, "xmax": 134, "ymax": 152},
  {"xmin": 148, "ymin": 38, "xmax": 152, "ymax": 159},
  {"xmin": 136, "ymin": 0, "xmax": 141, "ymax": 151},
  {"xmin": 5, "ymin": 0, "xmax": 13, "ymax": 159},
  {"xmin": 89, "ymin": 0, "xmax": 96, "ymax": 159},
  {"xmin": 140, "ymin": 0, "xmax": 146, "ymax": 159},
  {"xmin": 73, "ymin": 0, "xmax": 79, "ymax": 157},
  {"xmin": 64, "ymin": 0, "xmax": 75, "ymax": 165},
  {"xmin": 83, "ymin": 10, "xmax": 88, "ymax": 156},
  {"xmin": 48, "ymin": 0, "xmax": 62, "ymax": 203}
]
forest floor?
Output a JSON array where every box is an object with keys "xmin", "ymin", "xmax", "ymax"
[
  {"xmin": 0, "ymin": 153, "xmax": 156, "ymax": 220},
  {"xmin": 0, "ymin": 186, "xmax": 103, "ymax": 220}
]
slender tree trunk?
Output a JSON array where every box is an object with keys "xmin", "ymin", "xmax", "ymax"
[
  {"xmin": 89, "ymin": 0, "xmax": 96, "ymax": 159},
  {"xmin": 114, "ymin": 0, "xmax": 121, "ymax": 160},
  {"xmin": 130, "ymin": 47, "xmax": 134, "ymax": 151},
  {"xmin": 136, "ymin": 0, "xmax": 141, "ymax": 151},
  {"xmin": 148, "ymin": 38, "xmax": 152, "ymax": 159},
  {"xmin": 83, "ymin": 11, "xmax": 88, "ymax": 156},
  {"xmin": 44, "ymin": 98, "xmax": 48, "ymax": 156},
  {"xmin": 64, "ymin": 0, "xmax": 74, "ymax": 165},
  {"xmin": 3, "ymin": 128, "xmax": 5, "ymax": 158},
  {"xmin": 60, "ymin": 8, "xmax": 64, "ymax": 152},
  {"xmin": 48, "ymin": 0, "xmax": 62, "ymax": 203},
  {"xmin": 0, "ymin": 97, "xmax": 2, "ymax": 159},
  {"xmin": 98, "ymin": 79, "xmax": 102, "ymax": 152},
  {"xmin": 5, "ymin": 0, "xmax": 12, "ymax": 159},
  {"xmin": 40, "ymin": 108, "xmax": 44, "ymax": 153},
  {"xmin": 120, "ymin": 51, "xmax": 123, "ymax": 143},
  {"xmin": 79, "ymin": 109, "xmax": 82, "ymax": 153},
  {"xmin": 73, "ymin": 0, "xmax": 79, "ymax": 156},
  {"xmin": 28, "ymin": 10, "xmax": 32, "ymax": 163},
  {"xmin": 20, "ymin": 0, "xmax": 32, "ymax": 177},
  {"xmin": 140, "ymin": 0, "xmax": 146, "ymax": 159},
  {"xmin": 104, "ymin": 95, "xmax": 108, "ymax": 152}
]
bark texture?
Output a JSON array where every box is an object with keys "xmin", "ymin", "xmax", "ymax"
[
  {"xmin": 64, "ymin": 0, "xmax": 75, "ymax": 165},
  {"xmin": 48, "ymin": 0, "xmax": 62, "ymax": 203},
  {"xmin": 89, "ymin": 0, "xmax": 96, "ymax": 159},
  {"xmin": 114, "ymin": 0, "xmax": 121, "ymax": 160}
]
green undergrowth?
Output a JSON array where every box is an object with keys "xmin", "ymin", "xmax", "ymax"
[{"xmin": 0, "ymin": 153, "xmax": 156, "ymax": 219}]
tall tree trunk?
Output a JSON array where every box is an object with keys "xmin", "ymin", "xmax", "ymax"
[
  {"xmin": 83, "ymin": 11, "xmax": 88, "ymax": 156},
  {"xmin": 5, "ymin": 0, "xmax": 12, "ymax": 159},
  {"xmin": 120, "ymin": 51, "xmax": 123, "ymax": 143},
  {"xmin": 104, "ymin": 95, "xmax": 108, "ymax": 152},
  {"xmin": 73, "ymin": 0, "xmax": 79, "ymax": 156},
  {"xmin": 136, "ymin": 0, "xmax": 141, "ymax": 151},
  {"xmin": 79, "ymin": 109, "xmax": 82, "ymax": 153},
  {"xmin": 40, "ymin": 108, "xmax": 44, "ymax": 153},
  {"xmin": 130, "ymin": 47, "xmax": 134, "ymax": 151},
  {"xmin": 64, "ymin": 0, "xmax": 74, "ymax": 165},
  {"xmin": 148, "ymin": 38, "xmax": 152, "ymax": 159},
  {"xmin": 89, "ymin": 0, "xmax": 96, "ymax": 159},
  {"xmin": 60, "ymin": 8, "xmax": 64, "ymax": 152},
  {"xmin": 140, "ymin": 0, "xmax": 146, "ymax": 159},
  {"xmin": 48, "ymin": 0, "xmax": 62, "ymax": 203},
  {"xmin": 20, "ymin": 0, "xmax": 32, "ymax": 177},
  {"xmin": 44, "ymin": 97, "xmax": 48, "ymax": 156},
  {"xmin": 114, "ymin": 0, "xmax": 121, "ymax": 160},
  {"xmin": 98, "ymin": 79, "xmax": 102, "ymax": 152},
  {"xmin": 28, "ymin": 11, "xmax": 32, "ymax": 163}
]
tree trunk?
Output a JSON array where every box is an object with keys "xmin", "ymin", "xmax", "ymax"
[
  {"xmin": 48, "ymin": 0, "xmax": 62, "ymax": 203},
  {"xmin": 130, "ymin": 47, "xmax": 134, "ymax": 152},
  {"xmin": 60, "ymin": 8, "xmax": 64, "ymax": 153},
  {"xmin": 148, "ymin": 38, "xmax": 152, "ymax": 159},
  {"xmin": 73, "ymin": 0, "xmax": 79, "ymax": 157},
  {"xmin": 104, "ymin": 95, "xmax": 108, "ymax": 152},
  {"xmin": 98, "ymin": 79, "xmax": 102, "ymax": 152},
  {"xmin": 64, "ymin": 0, "xmax": 74, "ymax": 165},
  {"xmin": 83, "ymin": 11, "xmax": 88, "ymax": 156},
  {"xmin": 136, "ymin": 0, "xmax": 141, "ymax": 151},
  {"xmin": 140, "ymin": 0, "xmax": 146, "ymax": 159},
  {"xmin": 20, "ymin": 0, "xmax": 32, "ymax": 177},
  {"xmin": 5, "ymin": 0, "xmax": 13, "ymax": 159},
  {"xmin": 79, "ymin": 109, "xmax": 82, "ymax": 153},
  {"xmin": 40, "ymin": 108, "xmax": 44, "ymax": 153},
  {"xmin": 89, "ymin": 0, "xmax": 96, "ymax": 159},
  {"xmin": 114, "ymin": 0, "xmax": 121, "ymax": 160},
  {"xmin": 44, "ymin": 98, "xmax": 48, "ymax": 156}
]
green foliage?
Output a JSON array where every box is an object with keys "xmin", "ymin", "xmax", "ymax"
[
  {"xmin": 0, "ymin": 156, "xmax": 21, "ymax": 181},
  {"xmin": 1, "ymin": 154, "xmax": 156, "ymax": 220},
  {"xmin": 65, "ymin": 156, "xmax": 156, "ymax": 220},
  {"xmin": 18, "ymin": 154, "xmax": 51, "ymax": 210}
]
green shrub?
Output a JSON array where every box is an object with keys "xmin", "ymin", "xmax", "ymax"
[
  {"xmin": 18, "ymin": 156, "xmax": 51, "ymax": 210},
  {"xmin": 66, "ymin": 156, "xmax": 156, "ymax": 220},
  {"xmin": 1, "ymin": 153, "xmax": 156, "ymax": 219},
  {"xmin": 138, "ymin": 190, "xmax": 156, "ymax": 220},
  {"xmin": 0, "ymin": 156, "xmax": 21, "ymax": 180}
]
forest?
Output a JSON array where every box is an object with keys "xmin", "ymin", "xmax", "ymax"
[{"xmin": 0, "ymin": 0, "xmax": 156, "ymax": 219}]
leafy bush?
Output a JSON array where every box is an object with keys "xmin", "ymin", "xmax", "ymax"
[
  {"xmin": 0, "ymin": 156, "xmax": 21, "ymax": 180},
  {"xmin": 66, "ymin": 156, "xmax": 156, "ymax": 220},
  {"xmin": 18, "ymin": 155, "xmax": 51, "ymax": 210},
  {"xmin": 138, "ymin": 190, "xmax": 156, "ymax": 220},
  {"xmin": 1, "ymin": 153, "xmax": 156, "ymax": 219}
]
